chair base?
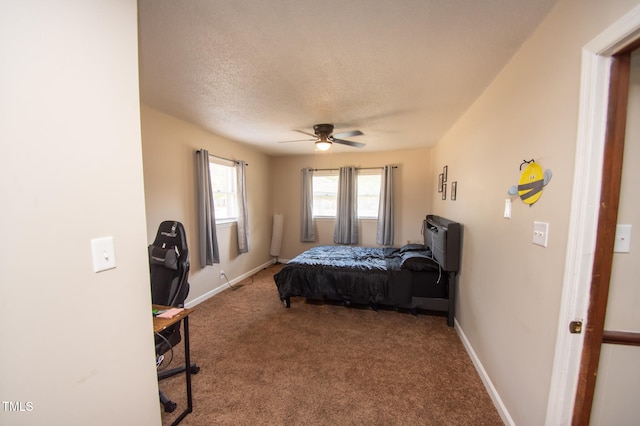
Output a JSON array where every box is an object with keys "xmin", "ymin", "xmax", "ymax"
[
  {"xmin": 158, "ymin": 362, "xmax": 200, "ymax": 412},
  {"xmin": 158, "ymin": 362, "xmax": 200, "ymax": 381},
  {"xmin": 160, "ymin": 390, "xmax": 177, "ymax": 413}
]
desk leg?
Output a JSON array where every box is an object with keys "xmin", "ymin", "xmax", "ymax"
[
  {"xmin": 183, "ymin": 316, "xmax": 193, "ymax": 412},
  {"xmin": 170, "ymin": 316, "xmax": 193, "ymax": 426}
]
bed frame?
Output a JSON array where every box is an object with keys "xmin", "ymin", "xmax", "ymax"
[
  {"xmin": 274, "ymin": 215, "xmax": 462, "ymax": 327},
  {"xmin": 412, "ymin": 215, "xmax": 461, "ymax": 326}
]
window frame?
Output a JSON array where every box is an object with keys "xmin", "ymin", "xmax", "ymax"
[
  {"xmin": 311, "ymin": 169, "xmax": 381, "ymax": 220},
  {"xmin": 209, "ymin": 158, "xmax": 238, "ymax": 224},
  {"xmin": 311, "ymin": 170, "xmax": 338, "ymax": 219},
  {"xmin": 356, "ymin": 169, "xmax": 382, "ymax": 220}
]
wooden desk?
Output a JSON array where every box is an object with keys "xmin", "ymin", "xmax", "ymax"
[
  {"xmin": 153, "ymin": 305, "xmax": 193, "ymax": 333},
  {"xmin": 153, "ymin": 304, "xmax": 194, "ymax": 426}
]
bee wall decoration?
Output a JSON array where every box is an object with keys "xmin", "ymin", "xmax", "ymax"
[{"xmin": 508, "ymin": 159, "xmax": 552, "ymax": 205}]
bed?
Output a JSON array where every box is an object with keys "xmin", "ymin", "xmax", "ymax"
[{"xmin": 274, "ymin": 215, "xmax": 461, "ymax": 326}]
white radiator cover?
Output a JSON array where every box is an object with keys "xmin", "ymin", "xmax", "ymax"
[{"xmin": 270, "ymin": 213, "xmax": 284, "ymax": 257}]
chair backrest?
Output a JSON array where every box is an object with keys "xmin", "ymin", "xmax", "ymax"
[{"xmin": 149, "ymin": 221, "xmax": 190, "ymax": 307}]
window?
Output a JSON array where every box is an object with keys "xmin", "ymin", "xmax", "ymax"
[
  {"xmin": 209, "ymin": 159, "xmax": 237, "ymax": 222},
  {"xmin": 312, "ymin": 172, "xmax": 338, "ymax": 217},
  {"xmin": 312, "ymin": 170, "xmax": 381, "ymax": 218},
  {"xmin": 357, "ymin": 171, "xmax": 382, "ymax": 218}
]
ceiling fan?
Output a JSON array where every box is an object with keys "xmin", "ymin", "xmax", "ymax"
[{"xmin": 278, "ymin": 124, "xmax": 365, "ymax": 151}]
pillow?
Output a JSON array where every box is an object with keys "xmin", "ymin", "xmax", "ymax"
[
  {"xmin": 400, "ymin": 251, "xmax": 439, "ymax": 272},
  {"xmin": 398, "ymin": 243, "xmax": 427, "ymax": 253},
  {"xmin": 148, "ymin": 245, "xmax": 178, "ymax": 270}
]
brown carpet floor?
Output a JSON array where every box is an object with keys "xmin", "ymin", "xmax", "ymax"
[{"xmin": 160, "ymin": 264, "xmax": 502, "ymax": 425}]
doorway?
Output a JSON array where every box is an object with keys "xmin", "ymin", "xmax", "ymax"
[
  {"xmin": 545, "ymin": 6, "xmax": 640, "ymax": 425},
  {"xmin": 572, "ymin": 45, "xmax": 640, "ymax": 425},
  {"xmin": 584, "ymin": 48, "xmax": 640, "ymax": 425}
]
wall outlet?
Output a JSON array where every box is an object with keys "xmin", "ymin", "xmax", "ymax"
[{"xmin": 219, "ymin": 270, "xmax": 225, "ymax": 279}]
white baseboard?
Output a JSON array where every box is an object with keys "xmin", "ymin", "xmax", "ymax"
[
  {"xmin": 455, "ymin": 318, "xmax": 514, "ymax": 426},
  {"xmin": 184, "ymin": 258, "xmax": 276, "ymax": 308}
]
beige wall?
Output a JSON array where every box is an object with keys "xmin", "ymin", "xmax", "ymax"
[
  {"xmin": 429, "ymin": 0, "xmax": 640, "ymax": 424},
  {"xmin": 271, "ymin": 149, "xmax": 433, "ymax": 259},
  {"xmin": 8, "ymin": 1, "xmax": 634, "ymax": 424},
  {"xmin": 1, "ymin": 1, "xmax": 160, "ymax": 425},
  {"xmin": 140, "ymin": 106, "xmax": 274, "ymax": 304}
]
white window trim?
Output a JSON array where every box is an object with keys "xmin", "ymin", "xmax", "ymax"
[
  {"xmin": 209, "ymin": 157, "xmax": 238, "ymax": 224},
  {"xmin": 310, "ymin": 168, "xmax": 382, "ymax": 220},
  {"xmin": 356, "ymin": 169, "xmax": 382, "ymax": 219}
]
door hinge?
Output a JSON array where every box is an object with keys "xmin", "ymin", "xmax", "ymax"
[{"xmin": 569, "ymin": 321, "xmax": 583, "ymax": 334}]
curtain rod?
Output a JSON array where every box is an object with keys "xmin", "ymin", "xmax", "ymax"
[
  {"xmin": 306, "ymin": 166, "xmax": 397, "ymax": 172},
  {"xmin": 204, "ymin": 152, "xmax": 248, "ymax": 166}
]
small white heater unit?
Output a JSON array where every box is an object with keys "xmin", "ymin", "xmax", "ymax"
[{"xmin": 270, "ymin": 213, "xmax": 284, "ymax": 263}]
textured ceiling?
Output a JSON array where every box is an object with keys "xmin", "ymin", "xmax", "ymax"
[{"xmin": 138, "ymin": 0, "xmax": 557, "ymax": 155}]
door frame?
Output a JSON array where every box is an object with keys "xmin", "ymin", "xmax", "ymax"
[{"xmin": 545, "ymin": 5, "xmax": 640, "ymax": 425}]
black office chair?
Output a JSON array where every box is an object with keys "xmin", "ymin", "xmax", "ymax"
[{"xmin": 149, "ymin": 220, "xmax": 200, "ymax": 413}]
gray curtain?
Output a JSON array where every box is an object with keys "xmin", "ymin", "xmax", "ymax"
[
  {"xmin": 235, "ymin": 160, "xmax": 249, "ymax": 253},
  {"xmin": 334, "ymin": 166, "xmax": 358, "ymax": 244},
  {"xmin": 196, "ymin": 149, "xmax": 220, "ymax": 266},
  {"xmin": 300, "ymin": 168, "xmax": 315, "ymax": 242},
  {"xmin": 376, "ymin": 165, "xmax": 394, "ymax": 245}
]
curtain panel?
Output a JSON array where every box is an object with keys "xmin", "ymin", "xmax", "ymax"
[
  {"xmin": 196, "ymin": 149, "xmax": 220, "ymax": 266},
  {"xmin": 334, "ymin": 166, "xmax": 358, "ymax": 244},
  {"xmin": 235, "ymin": 160, "xmax": 249, "ymax": 253},
  {"xmin": 376, "ymin": 165, "xmax": 394, "ymax": 245},
  {"xmin": 300, "ymin": 168, "xmax": 315, "ymax": 242}
]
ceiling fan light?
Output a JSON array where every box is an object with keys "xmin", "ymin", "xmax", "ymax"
[{"xmin": 315, "ymin": 140, "xmax": 332, "ymax": 151}]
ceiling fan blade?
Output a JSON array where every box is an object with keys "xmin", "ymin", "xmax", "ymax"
[
  {"xmin": 333, "ymin": 138, "xmax": 365, "ymax": 148},
  {"xmin": 294, "ymin": 129, "xmax": 318, "ymax": 138},
  {"xmin": 333, "ymin": 130, "xmax": 364, "ymax": 139},
  {"xmin": 277, "ymin": 138, "xmax": 316, "ymax": 144}
]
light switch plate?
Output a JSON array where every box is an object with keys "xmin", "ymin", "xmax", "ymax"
[
  {"xmin": 91, "ymin": 236, "xmax": 116, "ymax": 272},
  {"xmin": 614, "ymin": 224, "xmax": 632, "ymax": 253},
  {"xmin": 533, "ymin": 221, "xmax": 549, "ymax": 247},
  {"xmin": 504, "ymin": 199, "xmax": 512, "ymax": 219}
]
